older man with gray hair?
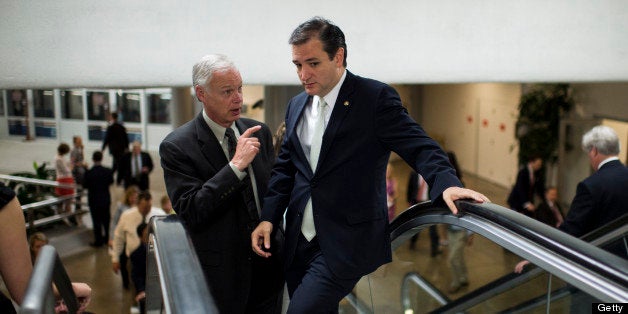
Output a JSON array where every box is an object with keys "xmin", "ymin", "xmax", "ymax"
[
  {"xmin": 160, "ymin": 54, "xmax": 284, "ymax": 313},
  {"xmin": 560, "ymin": 125, "xmax": 628, "ymax": 239},
  {"xmin": 515, "ymin": 125, "xmax": 627, "ymax": 274}
]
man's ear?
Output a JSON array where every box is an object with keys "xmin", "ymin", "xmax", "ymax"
[
  {"xmin": 194, "ymin": 85, "xmax": 205, "ymax": 102},
  {"xmin": 334, "ymin": 47, "xmax": 345, "ymax": 67}
]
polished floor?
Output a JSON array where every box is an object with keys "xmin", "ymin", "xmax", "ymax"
[{"xmin": 1, "ymin": 139, "xmax": 526, "ymax": 313}]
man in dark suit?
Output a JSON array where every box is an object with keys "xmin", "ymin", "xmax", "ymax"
[
  {"xmin": 251, "ymin": 17, "xmax": 489, "ymax": 313},
  {"xmin": 515, "ymin": 125, "xmax": 628, "ymax": 273},
  {"xmin": 160, "ymin": 54, "xmax": 283, "ymax": 313},
  {"xmin": 118, "ymin": 141, "xmax": 153, "ymax": 191},
  {"xmin": 534, "ymin": 186, "xmax": 564, "ymax": 227},
  {"xmin": 560, "ymin": 125, "xmax": 628, "ymax": 241},
  {"xmin": 83, "ymin": 151, "xmax": 114, "ymax": 247},
  {"xmin": 507, "ymin": 155, "xmax": 545, "ymax": 217},
  {"xmin": 101, "ymin": 112, "xmax": 129, "ymax": 174}
]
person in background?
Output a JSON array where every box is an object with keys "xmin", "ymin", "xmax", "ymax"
[
  {"xmin": 406, "ymin": 171, "xmax": 441, "ymax": 257},
  {"xmin": 109, "ymin": 185, "xmax": 140, "ymax": 290},
  {"xmin": 160, "ymin": 195, "xmax": 175, "ymax": 215},
  {"xmin": 111, "ymin": 191, "xmax": 152, "ymax": 281},
  {"xmin": 251, "ymin": 17, "xmax": 488, "ymax": 312},
  {"xmin": 70, "ymin": 136, "xmax": 87, "ymax": 185},
  {"xmin": 386, "ymin": 162, "xmax": 398, "ymax": 221},
  {"xmin": 0, "ymin": 182, "xmax": 91, "ymax": 313},
  {"xmin": 516, "ymin": 125, "xmax": 628, "ymax": 271},
  {"xmin": 28, "ymin": 232, "xmax": 49, "ymax": 263},
  {"xmin": 55, "ymin": 143, "xmax": 76, "ymax": 226},
  {"xmin": 273, "ymin": 121, "xmax": 287, "ymax": 158},
  {"xmin": 507, "ymin": 155, "xmax": 545, "ymax": 218},
  {"xmin": 130, "ymin": 222, "xmax": 148, "ymax": 314},
  {"xmin": 534, "ymin": 186, "xmax": 564, "ymax": 228},
  {"xmin": 446, "ymin": 226, "xmax": 473, "ymax": 294},
  {"xmin": 102, "ymin": 112, "xmax": 129, "ymax": 176},
  {"xmin": 118, "ymin": 141, "xmax": 154, "ymax": 191},
  {"xmin": 83, "ymin": 151, "xmax": 114, "ymax": 247}
]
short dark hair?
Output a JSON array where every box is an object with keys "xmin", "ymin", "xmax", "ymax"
[
  {"xmin": 92, "ymin": 151, "xmax": 103, "ymax": 162},
  {"xmin": 138, "ymin": 190, "xmax": 152, "ymax": 202},
  {"xmin": 57, "ymin": 143, "xmax": 70, "ymax": 155},
  {"xmin": 289, "ymin": 16, "xmax": 347, "ymax": 67},
  {"xmin": 111, "ymin": 112, "xmax": 118, "ymax": 120}
]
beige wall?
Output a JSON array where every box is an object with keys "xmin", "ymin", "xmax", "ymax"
[{"xmin": 419, "ymin": 84, "xmax": 521, "ymax": 188}]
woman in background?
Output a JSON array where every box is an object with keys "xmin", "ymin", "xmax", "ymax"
[{"xmin": 55, "ymin": 143, "xmax": 76, "ymax": 225}]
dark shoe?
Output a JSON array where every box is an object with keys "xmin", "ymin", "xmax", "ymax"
[{"xmin": 89, "ymin": 242, "xmax": 102, "ymax": 247}]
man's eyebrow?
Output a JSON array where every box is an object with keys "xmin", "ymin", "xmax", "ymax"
[{"xmin": 293, "ymin": 57, "xmax": 320, "ymax": 64}]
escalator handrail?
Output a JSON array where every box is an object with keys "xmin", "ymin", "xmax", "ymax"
[
  {"xmin": 20, "ymin": 245, "xmax": 78, "ymax": 314},
  {"xmin": 146, "ymin": 215, "xmax": 218, "ymax": 314},
  {"xmin": 456, "ymin": 200, "xmax": 628, "ymax": 285},
  {"xmin": 388, "ymin": 200, "xmax": 627, "ymax": 304}
]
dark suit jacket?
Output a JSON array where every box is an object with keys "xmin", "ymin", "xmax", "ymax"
[
  {"xmin": 261, "ymin": 71, "xmax": 461, "ymax": 279},
  {"xmin": 507, "ymin": 165, "xmax": 544, "ymax": 215},
  {"xmin": 102, "ymin": 122, "xmax": 129, "ymax": 158},
  {"xmin": 83, "ymin": 164, "xmax": 113, "ymax": 210},
  {"xmin": 160, "ymin": 114, "xmax": 283, "ymax": 313},
  {"xmin": 560, "ymin": 160, "xmax": 628, "ymax": 238},
  {"xmin": 118, "ymin": 151, "xmax": 153, "ymax": 190},
  {"xmin": 534, "ymin": 200, "xmax": 563, "ymax": 227}
]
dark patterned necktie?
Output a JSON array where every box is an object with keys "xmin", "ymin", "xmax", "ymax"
[{"xmin": 225, "ymin": 128, "xmax": 237, "ymax": 160}]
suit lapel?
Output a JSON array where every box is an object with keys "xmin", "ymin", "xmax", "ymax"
[
  {"xmin": 316, "ymin": 71, "xmax": 355, "ymax": 172},
  {"xmin": 287, "ymin": 95, "xmax": 314, "ymax": 176},
  {"xmin": 194, "ymin": 114, "xmax": 228, "ymax": 173}
]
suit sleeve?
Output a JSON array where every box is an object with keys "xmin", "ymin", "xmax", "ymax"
[
  {"xmin": 374, "ymin": 85, "xmax": 461, "ymax": 205},
  {"xmin": 560, "ymin": 182, "xmax": 594, "ymax": 237},
  {"xmin": 160, "ymin": 138, "xmax": 242, "ymax": 230},
  {"xmin": 261, "ymin": 106, "xmax": 297, "ymax": 225},
  {"xmin": 143, "ymin": 152, "xmax": 154, "ymax": 172}
]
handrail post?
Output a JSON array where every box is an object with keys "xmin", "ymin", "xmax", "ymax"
[{"xmin": 145, "ymin": 233, "xmax": 164, "ymax": 313}]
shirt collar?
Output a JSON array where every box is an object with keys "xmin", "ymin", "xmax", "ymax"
[
  {"xmin": 598, "ymin": 156, "xmax": 619, "ymax": 170},
  {"xmin": 202, "ymin": 109, "xmax": 237, "ymax": 142},
  {"xmin": 316, "ymin": 69, "xmax": 347, "ymax": 109}
]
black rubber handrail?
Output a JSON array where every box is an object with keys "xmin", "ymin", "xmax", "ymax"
[
  {"xmin": 388, "ymin": 200, "xmax": 627, "ymax": 304},
  {"xmin": 146, "ymin": 215, "xmax": 218, "ymax": 314}
]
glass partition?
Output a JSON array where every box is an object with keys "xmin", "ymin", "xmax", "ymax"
[
  {"xmin": 33, "ymin": 90, "xmax": 55, "ymax": 118},
  {"xmin": 117, "ymin": 90, "xmax": 141, "ymax": 123},
  {"xmin": 147, "ymin": 92, "xmax": 170, "ymax": 124},
  {"xmin": 0, "ymin": 90, "xmax": 5, "ymax": 115},
  {"xmin": 60, "ymin": 90, "xmax": 84, "ymax": 120},
  {"xmin": 87, "ymin": 91, "xmax": 110, "ymax": 121},
  {"xmin": 7, "ymin": 89, "xmax": 27, "ymax": 117}
]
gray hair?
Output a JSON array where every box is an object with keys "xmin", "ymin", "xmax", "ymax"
[
  {"xmin": 192, "ymin": 54, "xmax": 237, "ymax": 88},
  {"xmin": 582, "ymin": 125, "xmax": 620, "ymax": 155}
]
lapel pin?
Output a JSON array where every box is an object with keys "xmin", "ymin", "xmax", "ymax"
[{"xmin": 343, "ymin": 101, "xmax": 349, "ymax": 106}]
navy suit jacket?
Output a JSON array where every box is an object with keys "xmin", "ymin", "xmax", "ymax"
[
  {"xmin": 507, "ymin": 165, "xmax": 544, "ymax": 214},
  {"xmin": 261, "ymin": 71, "xmax": 462, "ymax": 279},
  {"xmin": 160, "ymin": 114, "xmax": 283, "ymax": 313},
  {"xmin": 560, "ymin": 160, "xmax": 628, "ymax": 238},
  {"xmin": 83, "ymin": 164, "xmax": 113, "ymax": 209}
]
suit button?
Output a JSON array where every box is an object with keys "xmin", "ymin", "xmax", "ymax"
[{"xmin": 311, "ymin": 181, "xmax": 317, "ymax": 188}]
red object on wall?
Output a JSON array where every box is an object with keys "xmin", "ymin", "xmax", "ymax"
[
  {"xmin": 482, "ymin": 119, "xmax": 489, "ymax": 128},
  {"xmin": 467, "ymin": 115, "xmax": 473, "ymax": 123},
  {"xmin": 499, "ymin": 123, "xmax": 506, "ymax": 132}
]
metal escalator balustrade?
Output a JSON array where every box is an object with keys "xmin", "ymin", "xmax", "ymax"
[
  {"xmin": 343, "ymin": 200, "xmax": 627, "ymax": 313},
  {"xmin": 146, "ymin": 215, "xmax": 218, "ymax": 314}
]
